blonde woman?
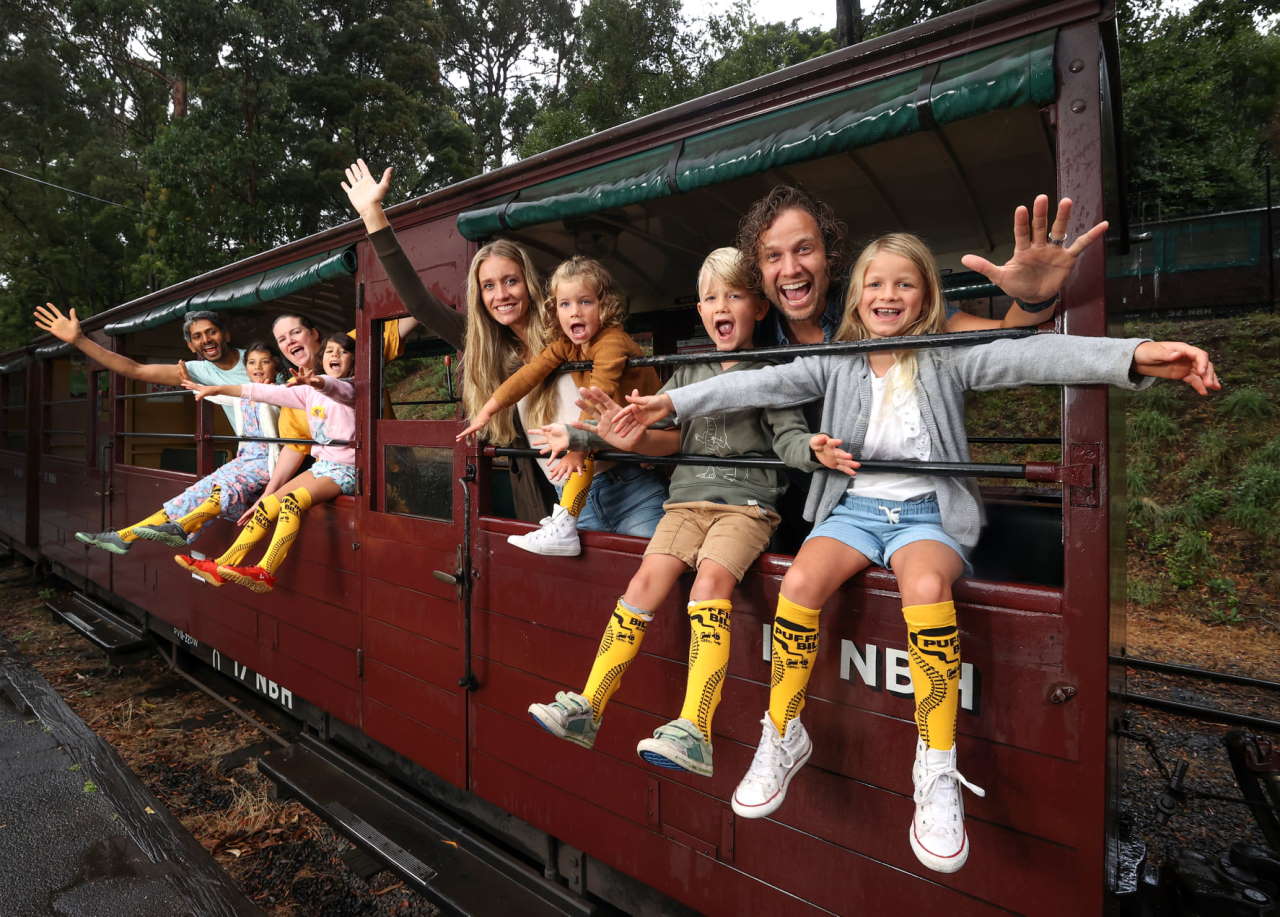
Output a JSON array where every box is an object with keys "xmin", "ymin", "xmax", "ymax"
[{"xmin": 343, "ymin": 159, "xmax": 562, "ymax": 522}]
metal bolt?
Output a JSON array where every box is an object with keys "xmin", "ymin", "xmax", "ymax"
[
  {"xmin": 350, "ymin": 541, "xmax": 361, "ymax": 551},
  {"xmin": 1069, "ymin": 59, "xmax": 1084, "ymax": 73},
  {"xmin": 1048, "ymin": 683, "xmax": 1078, "ymax": 704},
  {"xmin": 1071, "ymin": 99, "xmax": 1087, "ymax": 114}
]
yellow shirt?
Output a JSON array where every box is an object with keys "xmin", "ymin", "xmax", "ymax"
[{"xmin": 280, "ymin": 323, "xmax": 403, "ymax": 453}]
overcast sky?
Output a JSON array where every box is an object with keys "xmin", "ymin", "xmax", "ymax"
[{"xmin": 685, "ymin": 0, "xmax": 840, "ymax": 30}]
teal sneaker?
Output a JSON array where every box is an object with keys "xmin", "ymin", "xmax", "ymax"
[
  {"xmin": 528, "ymin": 691, "xmax": 598, "ymax": 749},
  {"xmin": 75, "ymin": 531, "xmax": 131, "ymax": 555},
  {"xmin": 133, "ymin": 522, "xmax": 189, "ymax": 548},
  {"xmin": 637, "ymin": 718, "xmax": 713, "ymax": 777}
]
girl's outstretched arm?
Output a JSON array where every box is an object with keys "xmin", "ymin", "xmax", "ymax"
[
  {"xmin": 182, "ymin": 380, "xmax": 240, "ymax": 400},
  {"xmin": 1132, "ymin": 341, "xmax": 1221, "ymax": 395}
]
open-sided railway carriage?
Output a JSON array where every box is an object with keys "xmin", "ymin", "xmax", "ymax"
[{"xmin": 1, "ymin": 1, "xmax": 1141, "ymax": 912}]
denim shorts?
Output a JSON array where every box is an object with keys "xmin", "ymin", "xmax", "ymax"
[
  {"xmin": 806, "ymin": 492, "xmax": 971, "ymax": 574},
  {"xmin": 562, "ymin": 464, "xmax": 667, "ymax": 538},
  {"xmin": 311, "ymin": 459, "xmax": 357, "ymax": 496}
]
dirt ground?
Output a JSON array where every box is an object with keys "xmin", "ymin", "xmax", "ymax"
[{"xmin": 0, "ymin": 560, "xmax": 438, "ymax": 917}]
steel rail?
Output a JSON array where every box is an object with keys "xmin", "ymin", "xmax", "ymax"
[
  {"xmin": 42, "ymin": 429, "xmax": 87, "ymax": 436},
  {"xmin": 115, "ymin": 389, "xmax": 191, "ymax": 400},
  {"xmin": 1112, "ymin": 655, "xmax": 1280, "ymax": 692},
  {"xmin": 41, "ymin": 398, "xmax": 90, "ymax": 406},
  {"xmin": 556, "ymin": 327, "xmax": 1038, "ymax": 372},
  {"xmin": 1113, "ymin": 690, "xmax": 1280, "ymax": 734},
  {"xmin": 489, "ymin": 446, "xmax": 1031, "ymax": 479},
  {"xmin": 207, "ymin": 434, "xmax": 353, "ymax": 447}
]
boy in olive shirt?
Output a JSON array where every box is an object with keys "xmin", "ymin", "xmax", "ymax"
[{"xmin": 527, "ymin": 248, "xmax": 845, "ymax": 776}]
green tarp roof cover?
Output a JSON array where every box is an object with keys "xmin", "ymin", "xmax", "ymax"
[
  {"xmin": 458, "ymin": 29, "xmax": 1056, "ymax": 240},
  {"xmin": 102, "ymin": 245, "xmax": 357, "ymax": 337}
]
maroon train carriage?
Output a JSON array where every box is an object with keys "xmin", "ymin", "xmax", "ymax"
[{"xmin": 2, "ymin": 1, "xmax": 1145, "ymax": 913}]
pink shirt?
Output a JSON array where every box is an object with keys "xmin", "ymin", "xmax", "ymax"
[{"xmin": 240, "ymin": 377, "xmax": 356, "ymax": 465}]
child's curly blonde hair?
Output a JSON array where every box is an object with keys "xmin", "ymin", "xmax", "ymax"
[{"xmin": 543, "ymin": 256, "xmax": 627, "ymax": 340}]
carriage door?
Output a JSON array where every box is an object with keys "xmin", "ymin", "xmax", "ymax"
[{"xmin": 357, "ymin": 300, "xmax": 470, "ymax": 790}]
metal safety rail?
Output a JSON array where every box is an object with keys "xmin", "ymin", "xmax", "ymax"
[{"xmin": 111, "ymin": 387, "xmax": 352, "ymax": 448}]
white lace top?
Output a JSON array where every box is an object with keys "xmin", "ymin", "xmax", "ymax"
[
  {"xmin": 850, "ymin": 371, "xmax": 935, "ymax": 501},
  {"xmin": 517, "ymin": 373, "xmax": 587, "ymax": 484}
]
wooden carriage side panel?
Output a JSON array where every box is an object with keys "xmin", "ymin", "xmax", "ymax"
[{"xmin": 0, "ymin": 449, "xmax": 27, "ymax": 547}]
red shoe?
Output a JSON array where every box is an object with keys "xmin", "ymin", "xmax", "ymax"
[
  {"xmin": 175, "ymin": 554, "xmax": 223, "ymax": 586},
  {"xmin": 217, "ymin": 564, "xmax": 276, "ymax": 594}
]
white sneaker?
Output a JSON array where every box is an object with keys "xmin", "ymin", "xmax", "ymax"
[
  {"xmin": 507, "ymin": 504, "xmax": 581, "ymax": 556},
  {"xmin": 731, "ymin": 714, "xmax": 812, "ymax": 818},
  {"xmin": 909, "ymin": 739, "xmax": 985, "ymax": 873}
]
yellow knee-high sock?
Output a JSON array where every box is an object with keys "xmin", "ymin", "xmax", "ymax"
[
  {"xmin": 259, "ymin": 488, "xmax": 313, "ymax": 574},
  {"xmin": 580, "ymin": 597, "xmax": 651, "ymax": 721},
  {"xmin": 904, "ymin": 600, "xmax": 961, "ymax": 751},
  {"xmin": 558, "ymin": 458, "xmax": 595, "ymax": 517},
  {"xmin": 679, "ymin": 599, "xmax": 732, "ymax": 738},
  {"xmin": 216, "ymin": 495, "xmax": 282, "ymax": 566},
  {"xmin": 117, "ymin": 508, "xmax": 170, "ymax": 543},
  {"xmin": 768, "ymin": 595, "xmax": 821, "ymax": 735},
  {"xmin": 173, "ymin": 485, "xmax": 223, "ymax": 535}
]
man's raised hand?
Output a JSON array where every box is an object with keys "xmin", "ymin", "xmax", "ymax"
[{"xmin": 33, "ymin": 303, "xmax": 81, "ymax": 343}]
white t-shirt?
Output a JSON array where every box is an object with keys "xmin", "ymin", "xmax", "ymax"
[
  {"xmin": 185, "ymin": 349, "xmax": 249, "ymax": 428},
  {"xmin": 850, "ymin": 372, "xmax": 935, "ymax": 502},
  {"xmin": 516, "ymin": 373, "xmax": 581, "ymax": 484}
]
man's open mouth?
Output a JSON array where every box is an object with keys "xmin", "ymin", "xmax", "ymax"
[{"xmin": 780, "ymin": 281, "xmax": 811, "ymax": 303}]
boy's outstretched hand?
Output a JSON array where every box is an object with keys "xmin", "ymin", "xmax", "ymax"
[
  {"xmin": 573, "ymin": 386, "xmax": 647, "ymax": 451},
  {"xmin": 33, "ymin": 302, "xmax": 81, "ymax": 343},
  {"xmin": 1132, "ymin": 341, "xmax": 1221, "ymax": 396},
  {"xmin": 614, "ymin": 391, "xmax": 675, "ymax": 437},
  {"xmin": 811, "ymin": 434, "xmax": 860, "ymax": 477}
]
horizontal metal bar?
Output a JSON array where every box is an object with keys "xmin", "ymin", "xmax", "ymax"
[
  {"xmin": 115, "ymin": 389, "xmax": 190, "ymax": 400},
  {"xmin": 557, "ymin": 327, "xmax": 1038, "ymax": 372},
  {"xmin": 43, "ymin": 429, "xmax": 87, "ymax": 436},
  {"xmin": 207, "ymin": 434, "xmax": 354, "ymax": 447},
  {"xmin": 1112, "ymin": 655, "xmax": 1280, "ymax": 692},
  {"xmin": 41, "ymin": 398, "xmax": 89, "ymax": 406},
  {"xmin": 1114, "ymin": 690, "xmax": 1280, "ymax": 733},
  {"xmin": 967, "ymin": 436, "xmax": 1059, "ymax": 445},
  {"xmin": 489, "ymin": 446, "xmax": 1028, "ymax": 478},
  {"xmin": 114, "ymin": 431, "xmax": 196, "ymax": 440}
]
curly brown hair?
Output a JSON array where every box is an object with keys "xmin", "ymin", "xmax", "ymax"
[
  {"xmin": 735, "ymin": 185, "xmax": 849, "ymax": 292},
  {"xmin": 543, "ymin": 256, "xmax": 627, "ymax": 340}
]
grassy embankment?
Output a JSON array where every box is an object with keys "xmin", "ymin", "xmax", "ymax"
[{"xmin": 968, "ymin": 312, "xmax": 1280, "ymax": 633}]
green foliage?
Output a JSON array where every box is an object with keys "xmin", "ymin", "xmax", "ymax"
[
  {"xmin": 1128, "ymin": 408, "xmax": 1179, "ymax": 444},
  {"xmin": 1168, "ymin": 529, "xmax": 1213, "ymax": 588},
  {"xmin": 1206, "ymin": 576, "xmax": 1243, "ymax": 624},
  {"xmin": 1226, "ymin": 458, "xmax": 1280, "ymax": 539},
  {"xmin": 1120, "ymin": 0, "xmax": 1280, "ymax": 219},
  {"xmin": 1172, "ymin": 487, "xmax": 1224, "ymax": 526},
  {"xmin": 1127, "ymin": 576, "xmax": 1168, "ymax": 606},
  {"xmin": 1218, "ymin": 386, "xmax": 1275, "ymax": 421}
]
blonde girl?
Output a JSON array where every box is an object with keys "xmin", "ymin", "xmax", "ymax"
[{"xmin": 620, "ymin": 232, "xmax": 1219, "ymax": 875}]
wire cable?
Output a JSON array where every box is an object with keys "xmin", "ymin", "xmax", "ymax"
[{"xmin": 0, "ymin": 165, "xmax": 144, "ymax": 213}]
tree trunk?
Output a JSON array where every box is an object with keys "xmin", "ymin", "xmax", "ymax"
[{"xmin": 836, "ymin": 0, "xmax": 863, "ymax": 47}]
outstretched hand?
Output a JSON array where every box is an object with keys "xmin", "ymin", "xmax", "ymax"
[
  {"xmin": 961, "ymin": 195, "xmax": 1109, "ymax": 304},
  {"xmin": 33, "ymin": 302, "xmax": 81, "ymax": 343},
  {"xmin": 613, "ymin": 391, "xmax": 675, "ymax": 438},
  {"xmin": 546, "ymin": 448, "xmax": 586, "ymax": 483},
  {"xmin": 341, "ymin": 159, "xmax": 393, "ymax": 222},
  {"xmin": 456, "ymin": 412, "xmax": 490, "ymax": 442},
  {"xmin": 811, "ymin": 433, "xmax": 860, "ymax": 477},
  {"xmin": 180, "ymin": 379, "xmax": 216, "ymax": 401},
  {"xmin": 528, "ymin": 423, "xmax": 571, "ymax": 458},
  {"xmin": 572, "ymin": 386, "xmax": 646, "ymax": 451},
  {"xmin": 288, "ymin": 366, "xmax": 323, "ymax": 389},
  {"xmin": 1132, "ymin": 341, "xmax": 1221, "ymax": 396}
]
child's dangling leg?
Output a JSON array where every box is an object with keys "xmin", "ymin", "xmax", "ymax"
[
  {"xmin": 732, "ymin": 594, "xmax": 819, "ymax": 818},
  {"xmin": 904, "ymin": 599, "xmax": 984, "ymax": 874},
  {"xmin": 75, "ymin": 506, "xmax": 171, "ymax": 555},
  {"xmin": 175, "ymin": 491, "xmax": 281, "ymax": 586},
  {"xmin": 636, "ymin": 598, "xmax": 732, "ymax": 777},
  {"xmin": 527, "ymin": 596, "xmax": 651, "ymax": 748},
  {"xmin": 508, "ymin": 458, "xmax": 594, "ymax": 557},
  {"xmin": 219, "ymin": 489, "xmax": 313, "ymax": 594}
]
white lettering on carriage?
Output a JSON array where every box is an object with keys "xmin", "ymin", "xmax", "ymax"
[
  {"xmin": 253, "ymin": 673, "xmax": 294, "ymax": 710},
  {"xmin": 763, "ymin": 626, "xmax": 979, "ymax": 712},
  {"xmin": 233, "ymin": 661, "xmax": 248, "ymax": 682}
]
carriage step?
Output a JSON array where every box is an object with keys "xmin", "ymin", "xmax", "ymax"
[
  {"xmin": 258, "ymin": 735, "xmax": 595, "ymax": 917},
  {"xmin": 46, "ymin": 592, "xmax": 149, "ymax": 661}
]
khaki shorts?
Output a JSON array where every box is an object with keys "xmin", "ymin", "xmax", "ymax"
[{"xmin": 644, "ymin": 501, "xmax": 781, "ymax": 582}]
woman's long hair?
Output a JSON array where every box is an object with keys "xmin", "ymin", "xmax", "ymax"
[
  {"xmin": 834, "ymin": 232, "xmax": 948, "ymax": 396},
  {"xmin": 461, "ymin": 240, "xmax": 558, "ymax": 443}
]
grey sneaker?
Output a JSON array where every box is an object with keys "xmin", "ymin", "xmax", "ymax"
[
  {"xmin": 637, "ymin": 718, "xmax": 713, "ymax": 777},
  {"xmin": 75, "ymin": 531, "xmax": 131, "ymax": 555},
  {"xmin": 528, "ymin": 691, "xmax": 597, "ymax": 748},
  {"xmin": 133, "ymin": 522, "xmax": 189, "ymax": 548}
]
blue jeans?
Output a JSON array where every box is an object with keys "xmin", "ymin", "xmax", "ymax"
[{"xmin": 566, "ymin": 464, "xmax": 667, "ymax": 538}]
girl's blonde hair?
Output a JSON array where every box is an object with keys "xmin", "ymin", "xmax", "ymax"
[
  {"xmin": 543, "ymin": 256, "xmax": 627, "ymax": 339},
  {"xmin": 462, "ymin": 240, "xmax": 558, "ymax": 444},
  {"xmin": 834, "ymin": 232, "xmax": 949, "ymax": 395},
  {"xmin": 697, "ymin": 247, "xmax": 755, "ymax": 298}
]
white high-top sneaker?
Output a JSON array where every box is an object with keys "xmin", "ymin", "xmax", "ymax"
[
  {"xmin": 910, "ymin": 738, "xmax": 985, "ymax": 873},
  {"xmin": 507, "ymin": 504, "xmax": 581, "ymax": 556},
  {"xmin": 731, "ymin": 714, "xmax": 812, "ymax": 818}
]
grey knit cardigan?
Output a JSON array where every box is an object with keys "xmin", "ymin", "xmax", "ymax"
[{"xmin": 667, "ymin": 334, "xmax": 1154, "ymax": 550}]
